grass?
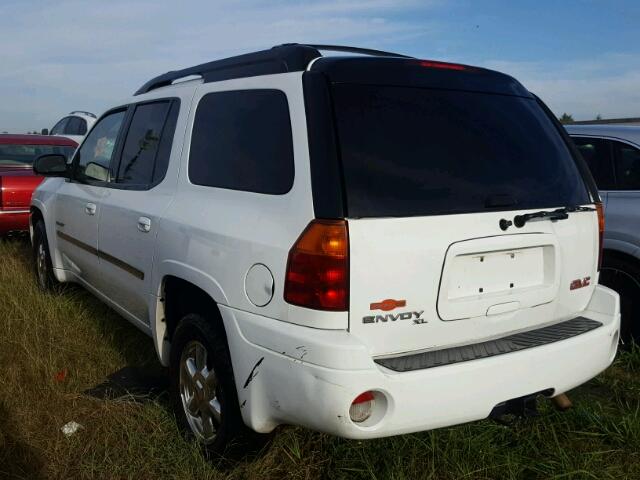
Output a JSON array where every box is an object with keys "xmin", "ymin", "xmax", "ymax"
[{"xmin": 0, "ymin": 238, "xmax": 639, "ymax": 479}]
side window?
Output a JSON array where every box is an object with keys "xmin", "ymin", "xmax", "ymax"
[
  {"xmin": 189, "ymin": 89, "xmax": 294, "ymax": 194},
  {"xmin": 50, "ymin": 117, "xmax": 69, "ymax": 135},
  {"xmin": 613, "ymin": 140, "xmax": 640, "ymax": 190},
  {"xmin": 74, "ymin": 110, "xmax": 126, "ymax": 182},
  {"xmin": 65, "ymin": 117, "xmax": 84, "ymax": 135},
  {"xmin": 572, "ymin": 137, "xmax": 615, "ymax": 190},
  {"xmin": 115, "ymin": 101, "xmax": 175, "ymax": 187}
]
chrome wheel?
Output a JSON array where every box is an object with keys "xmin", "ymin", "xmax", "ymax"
[
  {"xmin": 179, "ymin": 340, "xmax": 221, "ymax": 444},
  {"xmin": 36, "ymin": 241, "xmax": 48, "ymax": 288}
]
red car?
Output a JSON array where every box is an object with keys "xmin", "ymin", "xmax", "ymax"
[{"xmin": 0, "ymin": 134, "xmax": 77, "ymax": 235}]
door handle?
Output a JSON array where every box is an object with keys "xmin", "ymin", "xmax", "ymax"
[
  {"xmin": 85, "ymin": 203, "xmax": 96, "ymax": 216},
  {"xmin": 137, "ymin": 216, "xmax": 151, "ymax": 233}
]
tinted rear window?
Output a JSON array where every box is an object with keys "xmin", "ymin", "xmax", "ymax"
[
  {"xmin": 332, "ymin": 85, "xmax": 590, "ymax": 217},
  {"xmin": 0, "ymin": 144, "xmax": 76, "ymax": 166},
  {"xmin": 189, "ymin": 89, "xmax": 294, "ymax": 194}
]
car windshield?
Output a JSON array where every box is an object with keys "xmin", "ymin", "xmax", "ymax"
[
  {"xmin": 0, "ymin": 144, "xmax": 76, "ymax": 166},
  {"xmin": 331, "ymin": 84, "xmax": 591, "ymax": 218}
]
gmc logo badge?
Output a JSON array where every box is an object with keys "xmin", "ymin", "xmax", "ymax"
[{"xmin": 570, "ymin": 277, "xmax": 591, "ymax": 290}]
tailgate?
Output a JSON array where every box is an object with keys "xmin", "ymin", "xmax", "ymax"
[{"xmin": 348, "ymin": 209, "xmax": 598, "ymax": 356}]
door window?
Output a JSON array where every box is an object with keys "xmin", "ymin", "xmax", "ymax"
[
  {"xmin": 613, "ymin": 140, "xmax": 640, "ymax": 190},
  {"xmin": 115, "ymin": 100, "xmax": 177, "ymax": 188},
  {"xmin": 66, "ymin": 116, "xmax": 87, "ymax": 135},
  {"xmin": 571, "ymin": 137, "xmax": 616, "ymax": 190},
  {"xmin": 73, "ymin": 110, "xmax": 126, "ymax": 182},
  {"xmin": 50, "ymin": 117, "xmax": 70, "ymax": 135}
]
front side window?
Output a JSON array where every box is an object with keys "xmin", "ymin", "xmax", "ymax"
[
  {"xmin": 74, "ymin": 110, "xmax": 126, "ymax": 182},
  {"xmin": 572, "ymin": 137, "xmax": 615, "ymax": 190},
  {"xmin": 116, "ymin": 101, "xmax": 172, "ymax": 186},
  {"xmin": 613, "ymin": 140, "xmax": 640, "ymax": 190},
  {"xmin": 50, "ymin": 117, "xmax": 69, "ymax": 135},
  {"xmin": 189, "ymin": 89, "xmax": 294, "ymax": 194},
  {"xmin": 332, "ymin": 84, "xmax": 590, "ymax": 217},
  {"xmin": 0, "ymin": 144, "xmax": 76, "ymax": 166}
]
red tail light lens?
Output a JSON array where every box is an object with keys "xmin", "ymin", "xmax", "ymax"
[
  {"xmin": 596, "ymin": 202, "xmax": 605, "ymax": 270},
  {"xmin": 284, "ymin": 219, "xmax": 348, "ymax": 311}
]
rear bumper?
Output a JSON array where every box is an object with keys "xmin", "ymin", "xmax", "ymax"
[
  {"xmin": 221, "ymin": 285, "xmax": 620, "ymax": 438},
  {"xmin": 0, "ymin": 209, "xmax": 30, "ymax": 235}
]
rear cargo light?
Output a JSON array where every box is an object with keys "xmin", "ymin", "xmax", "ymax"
[
  {"xmin": 284, "ymin": 219, "xmax": 348, "ymax": 311},
  {"xmin": 418, "ymin": 60, "xmax": 468, "ymax": 71},
  {"xmin": 349, "ymin": 391, "xmax": 375, "ymax": 423},
  {"xmin": 596, "ymin": 202, "xmax": 605, "ymax": 270}
]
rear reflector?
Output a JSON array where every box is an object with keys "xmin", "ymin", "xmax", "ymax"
[
  {"xmin": 349, "ymin": 391, "xmax": 375, "ymax": 423},
  {"xmin": 596, "ymin": 202, "xmax": 604, "ymax": 270},
  {"xmin": 284, "ymin": 219, "xmax": 349, "ymax": 311}
]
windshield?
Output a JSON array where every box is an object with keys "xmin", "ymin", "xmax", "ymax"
[
  {"xmin": 0, "ymin": 144, "xmax": 76, "ymax": 167},
  {"xmin": 331, "ymin": 84, "xmax": 590, "ymax": 218}
]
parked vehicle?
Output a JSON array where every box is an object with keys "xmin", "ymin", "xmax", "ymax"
[
  {"xmin": 0, "ymin": 134, "xmax": 76, "ymax": 236},
  {"xmin": 49, "ymin": 111, "xmax": 97, "ymax": 143},
  {"xmin": 566, "ymin": 125, "xmax": 640, "ymax": 343},
  {"xmin": 31, "ymin": 44, "xmax": 620, "ymax": 455}
]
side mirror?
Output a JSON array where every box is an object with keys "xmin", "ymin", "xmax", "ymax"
[
  {"xmin": 41, "ymin": 128, "xmax": 49, "ymax": 136},
  {"xmin": 33, "ymin": 154, "xmax": 69, "ymax": 177}
]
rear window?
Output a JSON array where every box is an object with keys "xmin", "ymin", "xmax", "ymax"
[
  {"xmin": 0, "ymin": 144, "xmax": 76, "ymax": 166},
  {"xmin": 332, "ymin": 85, "xmax": 590, "ymax": 217}
]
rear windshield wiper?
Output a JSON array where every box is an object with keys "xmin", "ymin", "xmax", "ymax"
[{"xmin": 500, "ymin": 206, "xmax": 595, "ymax": 230}]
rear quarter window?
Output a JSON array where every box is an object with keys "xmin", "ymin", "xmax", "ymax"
[
  {"xmin": 189, "ymin": 89, "xmax": 294, "ymax": 195},
  {"xmin": 332, "ymin": 84, "xmax": 591, "ymax": 217}
]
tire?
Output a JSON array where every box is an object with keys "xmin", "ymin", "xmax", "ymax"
[
  {"xmin": 599, "ymin": 252, "xmax": 640, "ymax": 346},
  {"xmin": 169, "ymin": 313, "xmax": 251, "ymax": 457},
  {"xmin": 32, "ymin": 220, "xmax": 58, "ymax": 292}
]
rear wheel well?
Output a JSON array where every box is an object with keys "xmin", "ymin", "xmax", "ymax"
[{"xmin": 162, "ymin": 276, "xmax": 225, "ymax": 344}]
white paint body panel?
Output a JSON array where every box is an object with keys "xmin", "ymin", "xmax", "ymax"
[
  {"xmin": 31, "ymin": 69, "xmax": 620, "ymax": 440},
  {"xmin": 348, "ymin": 209, "xmax": 598, "ymax": 356}
]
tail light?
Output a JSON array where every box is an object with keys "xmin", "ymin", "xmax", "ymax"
[
  {"xmin": 0, "ymin": 176, "xmax": 3, "ymax": 208},
  {"xmin": 596, "ymin": 202, "xmax": 605, "ymax": 270},
  {"xmin": 284, "ymin": 219, "xmax": 348, "ymax": 311}
]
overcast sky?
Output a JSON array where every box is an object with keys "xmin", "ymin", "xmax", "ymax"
[{"xmin": 1, "ymin": 0, "xmax": 639, "ymax": 133}]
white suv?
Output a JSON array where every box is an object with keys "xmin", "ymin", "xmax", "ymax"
[
  {"xmin": 30, "ymin": 44, "xmax": 620, "ymax": 455},
  {"xmin": 49, "ymin": 111, "xmax": 97, "ymax": 144}
]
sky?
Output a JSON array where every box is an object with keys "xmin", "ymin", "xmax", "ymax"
[{"xmin": 1, "ymin": 0, "xmax": 639, "ymax": 133}]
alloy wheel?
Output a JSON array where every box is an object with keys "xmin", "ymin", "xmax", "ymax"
[{"xmin": 179, "ymin": 340, "xmax": 222, "ymax": 443}]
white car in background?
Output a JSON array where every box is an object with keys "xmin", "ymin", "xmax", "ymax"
[{"xmin": 49, "ymin": 111, "xmax": 96, "ymax": 144}]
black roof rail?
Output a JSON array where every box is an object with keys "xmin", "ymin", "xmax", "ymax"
[
  {"xmin": 300, "ymin": 44, "xmax": 413, "ymax": 59},
  {"xmin": 134, "ymin": 43, "xmax": 412, "ymax": 95}
]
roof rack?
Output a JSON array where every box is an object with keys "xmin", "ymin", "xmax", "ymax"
[
  {"xmin": 134, "ymin": 43, "xmax": 412, "ymax": 95},
  {"xmin": 69, "ymin": 110, "xmax": 97, "ymax": 118}
]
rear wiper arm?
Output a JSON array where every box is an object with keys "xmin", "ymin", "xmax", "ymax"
[{"xmin": 512, "ymin": 205, "xmax": 595, "ymax": 228}]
